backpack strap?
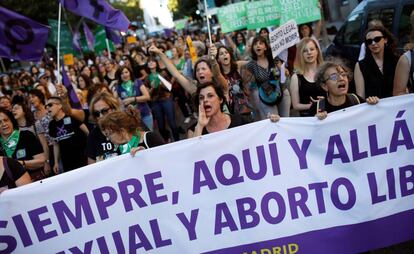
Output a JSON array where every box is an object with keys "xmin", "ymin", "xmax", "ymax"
[
  {"xmin": 348, "ymin": 93, "xmax": 361, "ymax": 105},
  {"xmin": 143, "ymin": 131, "xmax": 149, "ymax": 149}
]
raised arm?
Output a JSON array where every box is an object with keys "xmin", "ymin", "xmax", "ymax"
[
  {"xmin": 209, "ymin": 44, "xmax": 229, "ymax": 96},
  {"xmin": 149, "ymin": 45, "xmax": 196, "ymax": 94}
]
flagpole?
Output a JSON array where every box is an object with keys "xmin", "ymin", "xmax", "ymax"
[
  {"xmin": 0, "ymin": 58, "xmax": 6, "ymax": 73},
  {"xmin": 105, "ymin": 38, "xmax": 112, "ymax": 59},
  {"xmin": 57, "ymin": 2, "xmax": 62, "ymax": 84},
  {"xmin": 203, "ymin": 0, "xmax": 212, "ymax": 45}
]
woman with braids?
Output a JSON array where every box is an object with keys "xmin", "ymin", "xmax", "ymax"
[{"xmin": 99, "ymin": 106, "xmax": 164, "ymax": 156}]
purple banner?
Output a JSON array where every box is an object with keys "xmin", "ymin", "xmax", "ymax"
[
  {"xmin": 0, "ymin": 6, "xmax": 50, "ymax": 61},
  {"xmin": 72, "ymin": 27, "xmax": 82, "ymax": 52},
  {"xmin": 61, "ymin": 63, "xmax": 82, "ymax": 109},
  {"xmin": 60, "ymin": 0, "xmax": 130, "ymax": 31},
  {"xmin": 82, "ymin": 22, "xmax": 95, "ymax": 51},
  {"xmin": 204, "ymin": 209, "xmax": 414, "ymax": 254}
]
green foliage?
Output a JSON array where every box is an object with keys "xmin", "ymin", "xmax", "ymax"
[
  {"xmin": 172, "ymin": 0, "xmax": 198, "ymax": 20},
  {"xmin": 1, "ymin": 0, "xmax": 60, "ymax": 24}
]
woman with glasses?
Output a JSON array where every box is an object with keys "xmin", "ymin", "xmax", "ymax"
[
  {"xmin": 99, "ymin": 106, "xmax": 164, "ymax": 156},
  {"xmin": 312, "ymin": 60, "xmax": 379, "ymax": 120},
  {"xmin": 87, "ymin": 92, "xmax": 121, "ymax": 164},
  {"xmin": 0, "ymin": 109, "xmax": 45, "ymax": 181},
  {"xmin": 354, "ymin": 25, "xmax": 400, "ymax": 99}
]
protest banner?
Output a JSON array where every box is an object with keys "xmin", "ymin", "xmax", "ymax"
[
  {"xmin": 48, "ymin": 19, "xmax": 73, "ymax": 55},
  {"xmin": 269, "ymin": 20, "xmax": 300, "ymax": 59},
  {"xmin": 94, "ymin": 26, "xmax": 115, "ymax": 55},
  {"xmin": 217, "ymin": 2, "xmax": 247, "ymax": 33},
  {"xmin": 0, "ymin": 7, "xmax": 50, "ymax": 62},
  {"xmin": 63, "ymin": 54, "xmax": 74, "ymax": 66},
  {"xmin": 174, "ymin": 19, "xmax": 187, "ymax": 30},
  {"xmin": 1, "ymin": 95, "xmax": 414, "ymax": 253},
  {"xmin": 247, "ymin": 0, "xmax": 280, "ymax": 30},
  {"xmin": 277, "ymin": 0, "xmax": 321, "ymax": 25}
]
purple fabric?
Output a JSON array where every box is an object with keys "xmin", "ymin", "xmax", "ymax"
[
  {"xmin": 82, "ymin": 22, "xmax": 95, "ymax": 51},
  {"xmin": 60, "ymin": 0, "xmax": 130, "ymax": 31},
  {"xmin": 105, "ymin": 26, "xmax": 122, "ymax": 45},
  {"xmin": 61, "ymin": 63, "xmax": 82, "ymax": 109},
  {"xmin": 0, "ymin": 6, "xmax": 50, "ymax": 61},
  {"xmin": 72, "ymin": 27, "xmax": 82, "ymax": 52},
  {"xmin": 204, "ymin": 209, "xmax": 414, "ymax": 254}
]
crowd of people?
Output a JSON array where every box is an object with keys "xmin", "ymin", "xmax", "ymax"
[{"xmin": 0, "ymin": 10, "xmax": 413, "ymax": 194}]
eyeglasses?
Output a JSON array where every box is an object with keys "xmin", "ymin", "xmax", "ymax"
[
  {"xmin": 92, "ymin": 108, "xmax": 111, "ymax": 118},
  {"xmin": 324, "ymin": 72, "xmax": 349, "ymax": 82},
  {"xmin": 45, "ymin": 102, "xmax": 58, "ymax": 108},
  {"xmin": 365, "ymin": 36, "xmax": 384, "ymax": 45}
]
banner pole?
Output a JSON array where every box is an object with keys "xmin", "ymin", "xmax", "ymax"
[
  {"xmin": 203, "ymin": 0, "xmax": 212, "ymax": 45},
  {"xmin": 0, "ymin": 58, "xmax": 6, "ymax": 73},
  {"xmin": 105, "ymin": 38, "xmax": 112, "ymax": 59},
  {"xmin": 57, "ymin": 2, "xmax": 62, "ymax": 84}
]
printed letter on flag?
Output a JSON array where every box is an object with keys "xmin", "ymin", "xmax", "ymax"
[{"xmin": 0, "ymin": 7, "xmax": 50, "ymax": 61}]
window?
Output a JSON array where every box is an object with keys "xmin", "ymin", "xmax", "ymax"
[
  {"xmin": 366, "ymin": 8, "xmax": 395, "ymax": 32},
  {"xmin": 397, "ymin": 4, "xmax": 414, "ymax": 48},
  {"xmin": 339, "ymin": 13, "xmax": 364, "ymax": 45}
]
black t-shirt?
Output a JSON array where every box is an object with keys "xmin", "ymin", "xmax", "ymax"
[
  {"xmin": 49, "ymin": 115, "xmax": 87, "ymax": 171},
  {"xmin": 188, "ymin": 114, "xmax": 251, "ymax": 135},
  {"xmin": 10, "ymin": 130, "xmax": 43, "ymax": 162},
  {"xmin": 87, "ymin": 127, "xmax": 119, "ymax": 162},
  {"xmin": 138, "ymin": 131, "xmax": 165, "ymax": 149},
  {"xmin": 310, "ymin": 94, "xmax": 366, "ymax": 115},
  {"xmin": 0, "ymin": 157, "xmax": 26, "ymax": 192}
]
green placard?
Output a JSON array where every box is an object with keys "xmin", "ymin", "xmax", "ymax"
[
  {"xmin": 277, "ymin": 0, "xmax": 321, "ymax": 25},
  {"xmin": 247, "ymin": 0, "xmax": 281, "ymax": 30},
  {"xmin": 94, "ymin": 26, "xmax": 115, "ymax": 55},
  {"xmin": 217, "ymin": 2, "xmax": 247, "ymax": 33},
  {"xmin": 47, "ymin": 19, "xmax": 74, "ymax": 55},
  {"xmin": 174, "ymin": 19, "xmax": 186, "ymax": 30}
]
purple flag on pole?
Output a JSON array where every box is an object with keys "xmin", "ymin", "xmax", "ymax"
[
  {"xmin": 105, "ymin": 26, "xmax": 122, "ymax": 45},
  {"xmin": 61, "ymin": 63, "xmax": 82, "ymax": 109},
  {"xmin": 72, "ymin": 27, "xmax": 82, "ymax": 52},
  {"xmin": 60, "ymin": 0, "xmax": 130, "ymax": 31},
  {"xmin": 82, "ymin": 22, "xmax": 95, "ymax": 51},
  {"xmin": 0, "ymin": 6, "xmax": 50, "ymax": 61}
]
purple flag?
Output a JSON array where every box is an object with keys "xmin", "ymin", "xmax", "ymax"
[
  {"xmin": 105, "ymin": 26, "xmax": 122, "ymax": 45},
  {"xmin": 61, "ymin": 63, "xmax": 82, "ymax": 109},
  {"xmin": 60, "ymin": 0, "xmax": 130, "ymax": 31},
  {"xmin": 0, "ymin": 7, "xmax": 50, "ymax": 61},
  {"xmin": 72, "ymin": 27, "xmax": 82, "ymax": 52},
  {"xmin": 82, "ymin": 22, "xmax": 95, "ymax": 50}
]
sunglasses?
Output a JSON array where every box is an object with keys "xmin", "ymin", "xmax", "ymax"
[
  {"xmin": 92, "ymin": 108, "xmax": 111, "ymax": 118},
  {"xmin": 365, "ymin": 36, "xmax": 383, "ymax": 45},
  {"xmin": 45, "ymin": 102, "xmax": 58, "ymax": 108},
  {"xmin": 324, "ymin": 72, "xmax": 349, "ymax": 82}
]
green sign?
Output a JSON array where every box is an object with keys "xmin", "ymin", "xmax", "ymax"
[
  {"xmin": 277, "ymin": 0, "xmax": 321, "ymax": 25},
  {"xmin": 94, "ymin": 26, "xmax": 115, "ymax": 55},
  {"xmin": 174, "ymin": 19, "xmax": 186, "ymax": 30},
  {"xmin": 217, "ymin": 2, "xmax": 247, "ymax": 33},
  {"xmin": 247, "ymin": 0, "xmax": 280, "ymax": 30},
  {"xmin": 47, "ymin": 19, "xmax": 73, "ymax": 55}
]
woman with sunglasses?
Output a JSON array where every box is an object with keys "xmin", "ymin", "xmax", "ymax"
[
  {"xmin": 0, "ymin": 109, "xmax": 45, "ymax": 181},
  {"xmin": 354, "ymin": 25, "xmax": 400, "ymax": 99},
  {"xmin": 87, "ymin": 92, "xmax": 121, "ymax": 164},
  {"xmin": 99, "ymin": 106, "xmax": 164, "ymax": 156},
  {"xmin": 311, "ymin": 60, "xmax": 379, "ymax": 120}
]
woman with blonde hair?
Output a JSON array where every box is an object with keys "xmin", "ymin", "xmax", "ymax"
[{"xmin": 290, "ymin": 37, "xmax": 324, "ymax": 116}]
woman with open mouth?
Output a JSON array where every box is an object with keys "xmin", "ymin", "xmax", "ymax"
[
  {"xmin": 311, "ymin": 60, "xmax": 379, "ymax": 120},
  {"xmin": 354, "ymin": 25, "xmax": 399, "ymax": 99}
]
